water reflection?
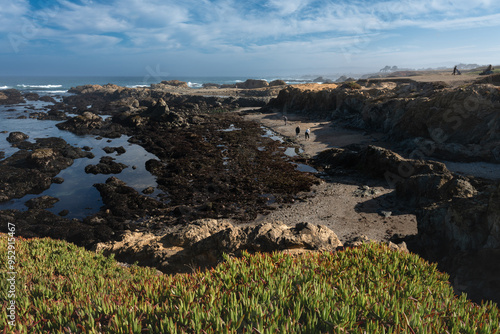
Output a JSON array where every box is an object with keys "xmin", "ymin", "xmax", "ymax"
[{"xmin": 0, "ymin": 103, "xmax": 163, "ymax": 219}]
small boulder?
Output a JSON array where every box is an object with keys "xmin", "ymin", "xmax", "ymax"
[
  {"xmin": 236, "ymin": 79, "xmax": 269, "ymax": 89},
  {"xmin": 7, "ymin": 132, "xmax": 29, "ymax": 143},
  {"xmin": 25, "ymin": 195, "xmax": 59, "ymax": 209},
  {"xmin": 269, "ymin": 80, "xmax": 287, "ymax": 87}
]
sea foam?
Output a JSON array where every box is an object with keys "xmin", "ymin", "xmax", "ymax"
[{"xmin": 17, "ymin": 84, "xmax": 63, "ymax": 89}]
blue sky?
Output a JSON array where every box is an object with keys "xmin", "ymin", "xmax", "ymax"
[{"xmin": 1, "ymin": 0, "xmax": 499, "ymax": 77}]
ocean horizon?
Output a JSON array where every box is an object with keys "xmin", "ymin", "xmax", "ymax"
[{"xmin": 0, "ymin": 75, "xmax": 320, "ymax": 94}]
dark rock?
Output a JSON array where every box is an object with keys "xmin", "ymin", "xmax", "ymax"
[
  {"xmin": 40, "ymin": 95, "xmax": 57, "ymax": 103},
  {"xmin": 52, "ymin": 177, "xmax": 64, "ymax": 184},
  {"xmin": 142, "ymin": 187, "xmax": 155, "ymax": 194},
  {"xmin": 160, "ymin": 80, "xmax": 189, "ymax": 88},
  {"xmin": 236, "ymin": 79, "xmax": 269, "ymax": 89},
  {"xmin": 202, "ymin": 83, "xmax": 221, "ymax": 88},
  {"xmin": 93, "ymin": 176, "xmax": 166, "ymax": 218},
  {"xmin": 7, "ymin": 131, "xmax": 29, "ymax": 143},
  {"xmin": 58, "ymin": 210, "xmax": 69, "ymax": 216},
  {"xmin": 313, "ymin": 76, "xmax": 334, "ymax": 83},
  {"xmin": 25, "ymin": 195, "xmax": 59, "ymax": 209},
  {"xmin": 23, "ymin": 92, "xmax": 40, "ymax": 101},
  {"xmin": 269, "ymin": 80, "xmax": 287, "ymax": 87},
  {"xmin": 85, "ymin": 156, "xmax": 127, "ymax": 174},
  {"xmin": 0, "ymin": 137, "xmax": 92, "ymax": 201},
  {"xmin": 102, "ymin": 146, "xmax": 126, "ymax": 155},
  {"xmin": 2, "ymin": 209, "xmax": 112, "ymax": 248},
  {"xmin": 0, "ymin": 89, "xmax": 25, "ymax": 104}
]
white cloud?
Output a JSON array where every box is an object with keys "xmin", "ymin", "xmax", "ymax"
[
  {"xmin": 267, "ymin": 0, "xmax": 311, "ymax": 15},
  {"xmin": 0, "ymin": 0, "xmax": 29, "ymax": 32}
]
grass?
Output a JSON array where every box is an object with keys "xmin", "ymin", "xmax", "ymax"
[{"xmin": 1, "ymin": 234, "xmax": 499, "ymax": 333}]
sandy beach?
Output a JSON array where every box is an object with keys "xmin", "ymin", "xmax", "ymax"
[{"xmin": 244, "ymin": 111, "xmax": 418, "ymax": 244}]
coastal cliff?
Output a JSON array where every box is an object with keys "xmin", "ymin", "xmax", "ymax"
[{"xmin": 266, "ymin": 75, "xmax": 500, "ymax": 162}]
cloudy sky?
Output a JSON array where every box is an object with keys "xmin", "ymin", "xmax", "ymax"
[{"xmin": 1, "ymin": 0, "xmax": 499, "ymax": 77}]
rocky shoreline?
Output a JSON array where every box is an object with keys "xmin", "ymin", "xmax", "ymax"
[{"xmin": 1, "ymin": 75, "xmax": 500, "ymax": 303}]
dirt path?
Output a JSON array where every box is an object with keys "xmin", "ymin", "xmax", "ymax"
[{"xmin": 243, "ymin": 111, "xmax": 418, "ymax": 244}]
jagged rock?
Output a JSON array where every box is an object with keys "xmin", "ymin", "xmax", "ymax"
[
  {"xmin": 0, "ymin": 137, "xmax": 93, "ymax": 201},
  {"xmin": 269, "ymin": 80, "xmax": 287, "ymax": 87},
  {"xmin": 23, "ymin": 92, "xmax": 40, "ymax": 101},
  {"xmin": 85, "ymin": 156, "xmax": 127, "ymax": 174},
  {"xmin": 142, "ymin": 187, "xmax": 155, "ymax": 195},
  {"xmin": 0, "ymin": 89, "xmax": 25, "ymax": 104},
  {"xmin": 163, "ymin": 219, "xmax": 234, "ymax": 247},
  {"xmin": 25, "ymin": 195, "xmax": 59, "ymax": 209},
  {"xmin": 40, "ymin": 95, "xmax": 57, "ymax": 103},
  {"xmin": 161, "ymin": 80, "xmax": 189, "ymax": 88},
  {"xmin": 95, "ymin": 220, "xmax": 342, "ymax": 274},
  {"xmin": 202, "ymin": 83, "xmax": 221, "ymax": 88},
  {"xmin": 236, "ymin": 79, "xmax": 269, "ymax": 89},
  {"xmin": 93, "ymin": 177, "xmax": 166, "ymax": 217},
  {"xmin": 7, "ymin": 131, "xmax": 29, "ymax": 143},
  {"xmin": 102, "ymin": 146, "xmax": 126, "ymax": 155},
  {"xmin": 265, "ymin": 80, "xmax": 500, "ymax": 162}
]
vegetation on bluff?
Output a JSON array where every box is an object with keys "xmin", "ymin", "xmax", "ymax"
[{"xmin": 1, "ymin": 234, "xmax": 499, "ymax": 333}]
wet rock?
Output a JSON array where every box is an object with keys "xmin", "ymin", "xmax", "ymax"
[
  {"xmin": 23, "ymin": 92, "xmax": 40, "ymax": 101},
  {"xmin": 102, "ymin": 146, "xmax": 126, "ymax": 155},
  {"xmin": 7, "ymin": 131, "xmax": 29, "ymax": 143},
  {"xmin": 25, "ymin": 195, "xmax": 59, "ymax": 209},
  {"xmin": 52, "ymin": 177, "xmax": 64, "ymax": 184},
  {"xmin": 94, "ymin": 176, "xmax": 166, "ymax": 218},
  {"xmin": 0, "ymin": 151, "xmax": 4, "ymax": 160},
  {"xmin": 40, "ymin": 95, "xmax": 57, "ymax": 103},
  {"xmin": 0, "ymin": 137, "xmax": 92, "ymax": 201},
  {"xmin": 2, "ymin": 209, "xmax": 111, "ymax": 248},
  {"xmin": 0, "ymin": 89, "xmax": 25, "ymax": 104},
  {"xmin": 142, "ymin": 187, "xmax": 155, "ymax": 195},
  {"xmin": 85, "ymin": 156, "xmax": 128, "ymax": 174},
  {"xmin": 59, "ymin": 209, "xmax": 69, "ymax": 216}
]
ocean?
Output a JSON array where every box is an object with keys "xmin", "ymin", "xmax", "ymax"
[{"xmin": 0, "ymin": 75, "xmax": 314, "ymax": 94}]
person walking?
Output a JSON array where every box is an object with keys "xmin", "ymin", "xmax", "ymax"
[
  {"xmin": 305, "ymin": 128, "xmax": 310, "ymax": 140},
  {"xmin": 283, "ymin": 115, "xmax": 288, "ymax": 125},
  {"xmin": 295, "ymin": 126, "xmax": 300, "ymax": 137}
]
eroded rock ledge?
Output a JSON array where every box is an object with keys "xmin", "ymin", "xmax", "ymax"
[
  {"xmin": 95, "ymin": 219, "xmax": 343, "ymax": 274},
  {"xmin": 265, "ymin": 76, "xmax": 500, "ymax": 162}
]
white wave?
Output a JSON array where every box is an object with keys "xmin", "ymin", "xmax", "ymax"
[
  {"xmin": 187, "ymin": 82, "xmax": 203, "ymax": 88},
  {"xmin": 17, "ymin": 84, "xmax": 63, "ymax": 89},
  {"xmin": 126, "ymin": 84, "xmax": 149, "ymax": 88},
  {"xmin": 0, "ymin": 86, "xmax": 10, "ymax": 89},
  {"xmin": 33, "ymin": 90, "xmax": 68, "ymax": 94}
]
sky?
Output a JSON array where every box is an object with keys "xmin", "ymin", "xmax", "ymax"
[{"xmin": 0, "ymin": 0, "xmax": 499, "ymax": 77}]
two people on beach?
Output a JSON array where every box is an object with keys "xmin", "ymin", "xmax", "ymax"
[
  {"xmin": 295, "ymin": 125, "xmax": 310, "ymax": 140},
  {"xmin": 452, "ymin": 66, "xmax": 461, "ymax": 75},
  {"xmin": 286, "ymin": 115, "xmax": 311, "ymax": 140}
]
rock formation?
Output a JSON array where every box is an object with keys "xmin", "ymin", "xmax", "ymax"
[
  {"xmin": 265, "ymin": 79, "xmax": 500, "ymax": 162},
  {"xmin": 315, "ymin": 144, "xmax": 500, "ymax": 302},
  {"xmin": 95, "ymin": 219, "xmax": 343, "ymax": 274}
]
